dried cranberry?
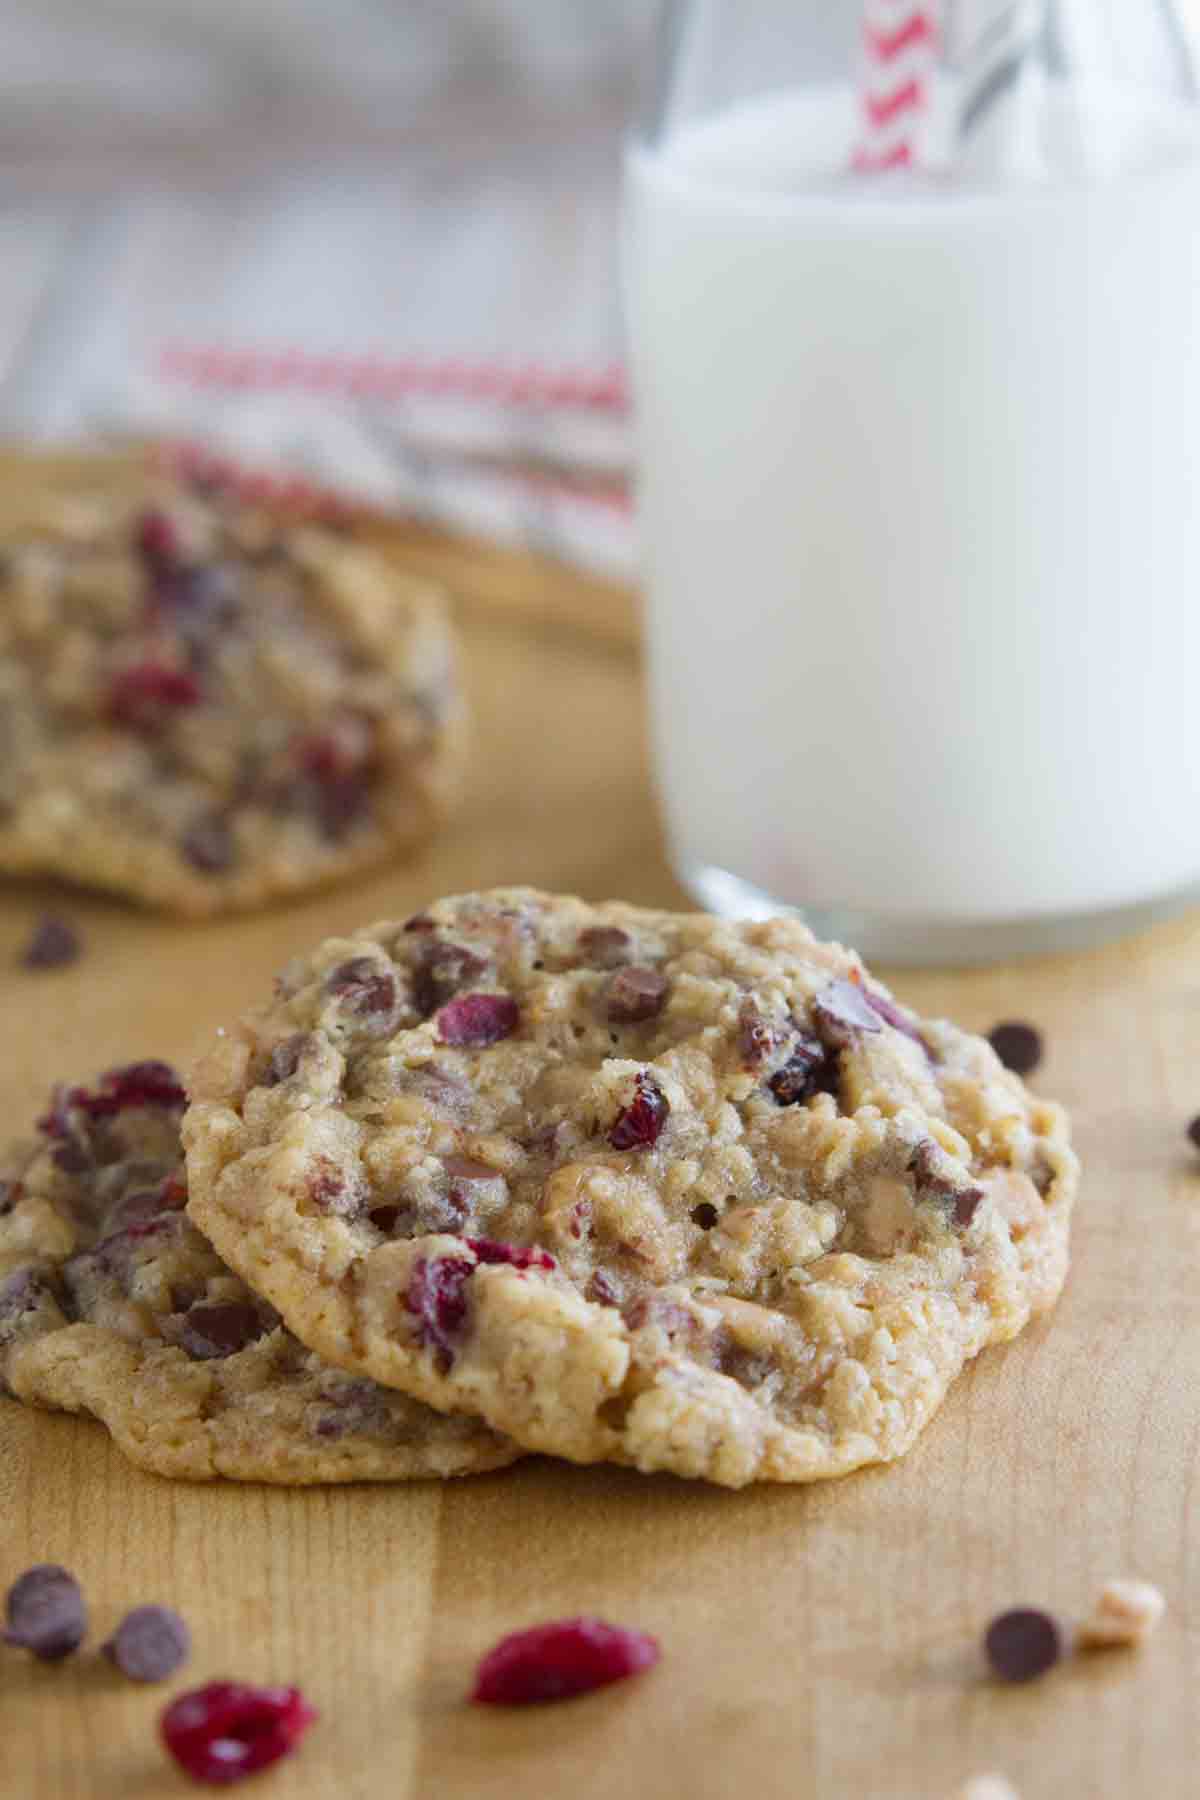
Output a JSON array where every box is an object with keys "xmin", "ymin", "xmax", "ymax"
[
  {"xmin": 606, "ymin": 966, "xmax": 668, "ymax": 1025},
  {"xmin": 405, "ymin": 1256, "xmax": 474, "ymax": 1370},
  {"xmin": 586, "ymin": 1270, "xmax": 620, "ymax": 1307},
  {"xmin": 175, "ymin": 1302, "xmax": 273, "ymax": 1361},
  {"xmin": 609, "ymin": 1073, "xmax": 669, "ymax": 1151},
  {"xmin": 161, "ymin": 1681, "xmax": 317, "ymax": 1784},
  {"xmin": 436, "ymin": 993, "xmax": 519, "ymax": 1048},
  {"xmin": 325, "ymin": 958, "xmax": 397, "ymax": 1021},
  {"xmin": 767, "ymin": 1035, "xmax": 829, "ymax": 1107},
  {"xmin": 84, "ymin": 1062, "xmax": 187, "ymax": 1119},
  {"xmin": 135, "ymin": 508, "xmax": 182, "ymax": 569},
  {"xmin": 19, "ymin": 915, "xmax": 81, "ymax": 970},
  {"xmin": 471, "ymin": 1616, "xmax": 660, "ymax": 1706},
  {"xmin": 108, "ymin": 663, "xmax": 201, "ymax": 732},
  {"xmin": 157, "ymin": 1171, "xmax": 189, "ymax": 1210},
  {"xmin": 466, "ymin": 1238, "xmax": 556, "ymax": 1271}
]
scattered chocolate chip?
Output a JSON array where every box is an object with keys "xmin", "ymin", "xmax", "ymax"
[
  {"xmin": 983, "ymin": 1607, "xmax": 1063, "ymax": 1683},
  {"xmin": 161, "ymin": 1682, "xmax": 317, "ymax": 1784},
  {"xmin": 586, "ymin": 1270, "xmax": 619, "ymax": 1307},
  {"xmin": 413, "ymin": 941, "xmax": 489, "ymax": 1017},
  {"xmin": 471, "ymin": 1616, "xmax": 661, "ymax": 1706},
  {"xmin": 691, "ymin": 1202, "xmax": 719, "ymax": 1230},
  {"xmin": 1188, "ymin": 1116, "xmax": 1200, "ymax": 1154},
  {"xmin": 437, "ymin": 992, "xmax": 519, "ymax": 1048},
  {"xmin": 812, "ymin": 979, "xmax": 884, "ymax": 1046},
  {"xmin": 181, "ymin": 815, "xmax": 237, "ymax": 874},
  {"xmin": 609, "ymin": 1073, "xmax": 669, "ymax": 1151},
  {"xmin": 737, "ymin": 1001, "xmax": 775, "ymax": 1069},
  {"xmin": 103, "ymin": 1606, "xmax": 190, "ymax": 1683},
  {"xmin": 3, "ymin": 1565, "xmax": 87, "ymax": 1661},
  {"xmin": 767, "ymin": 1034, "xmax": 830, "ymax": 1106},
  {"xmin": 577, "ymin": 926, "xmax": 633, "ymax": 969},
  {"xmin": 264, "ymin": 1034, "xmax": 308, "ymax": 1086},
  {"xmin": 606, "ymin": 966, "xmax": 668, "ymax": 1025},
  {"xmin": 19, "ymin": 916, "xmax": 81, "ymax": 971},
  {"xmin": 175, "ymin": 1302, "xmax": 272, "ymax": 1361},
  {"xmin": 987, "ymin": 1021, "xmax": 1043, "ymax": 1077},
  {"xmin": 909, "ymin": 1140, "xmax": 983, "ymax": 1230}
]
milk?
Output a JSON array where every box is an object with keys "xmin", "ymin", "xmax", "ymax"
[{"xmin": 625, "ymin": 86, "xmax": 1200, "ymax": 951}]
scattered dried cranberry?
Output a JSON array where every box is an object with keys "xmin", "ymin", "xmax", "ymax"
[
  {"xmin": 175, "ymin": 1302, "xmax": 273, "ymax": 1361},
  {"xmin": 19, "ymin": 915, "xmax": 81, "ymax": 971},
  {"xmin": 466, "ymin": 1238, "xmax": 556, "ymax": 1271},
  {"xmin": 108, "ymin": 663, "xmax": 201, "ymax": 732},
  {"xmin": 472, "ymin": 1616, "xmax": 660, "ymax": 1706},
  {"xmin": 609, "ymin": 1074, "xmax": 668, "ymax": 1151},
  {"xmin": 812, "ymin": 979, "xmax": 884, "ymax": 1046},
  {"xmin": 987, "ymin": 1021, "xmax": 1043, "ymax": 1078},
  {"xmin": 182, "ymin": 816, "xmax": 237, "ymax": 874},
  {"xmin": 606, "ymin": 966, "xmax": 668, "ymax": 1025},
  {"xmin": 984, "ymin": 1608, "xmax": 1063, "ymax": 1683},
  {"xmin": 3, "ymin": 1565, "xmax": 87, "ymax": 1662},
  {"xmin": 766, "ymin": 1035, "xmax": 829, "ymax": 1106},
  {"xmin": 436, "ymin": 993, "xmax": 519, "ymax": 1048},
  {"xmin": 161, "ymin": 1681, "xmax": 316, "ymax": 1785},
  {"xmin": 86, "ymin": 1062, "xmax": 187, "ymax": 1120},
  {"xmin": 104, "ymin": 1605, "xmax": 190, "ymax": 1683},
  {"xmin": 135, "ymin": 508, "xmax": 182, "ymax": 569},
  {"xmin": 406, "ymin": 1256, "xmax": 474, "ymax": 1370}
]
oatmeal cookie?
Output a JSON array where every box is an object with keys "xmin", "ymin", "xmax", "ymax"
[
  {"xmin": 184, "ymin": 889, "xmax": 1077, "ymax": 1489},
  {"xmin": 0, "ymin": 452, "xmax": 463, "ymax": 914},
  {"xmin": 0, "ymin": 1060, "xmax": 518, "ymax": 1482}
]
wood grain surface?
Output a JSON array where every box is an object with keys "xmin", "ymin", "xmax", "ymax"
[{"xmin": 1, "ymin": 524, "xmax": 1197, "ymax": 1800}]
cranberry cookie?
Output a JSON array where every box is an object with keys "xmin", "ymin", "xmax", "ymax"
[
  {"xmin": 0, "ymin": 454, "xmax": 462, "ymax": 914},
  {"xmin": 184, "ymin": 889, "xmax": 1078, "ymax": 1488},
  {"xmin": 0, "ymin": 1061, "xmax": 518, "ymax": 1482}
]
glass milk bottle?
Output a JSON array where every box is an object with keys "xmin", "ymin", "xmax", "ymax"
[{"xmin": 624, "ymin": 1, "xmax": 1200, "ymax": 962}]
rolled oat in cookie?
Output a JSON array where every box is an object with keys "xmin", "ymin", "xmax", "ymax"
[
  {"xmin": 0, "ymin": 1060, "xmax": 518, "ymax": 1482},
  {"xmin": 0, "ymin": 453, "xmax": 464, "ymax": 915},
  {"xmin": 183, "ymin": 888, "xmax": 1078, "ymax": 1489}
]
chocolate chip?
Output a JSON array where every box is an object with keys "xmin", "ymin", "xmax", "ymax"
[
  {"xmin": 737, "ymin": 1002, "xmax": 776, "ymax": 1069},
  {"xmin": 767, "ymin": 1035, "xmax": 829, "ymax": 1106},
  {"xmin": 812, "ymin": 979, "xmax": 884, "ymax": 1046},
  {"xmin": 437, "ymin": 993, "xmax": 519, "ymax": 1048},
  {"xmin": 175, "ymin": 1302, "xmax": 272, "ymax": 1361},
  {"xmin": 0, "ymin": 1179, "xmax": 19, "ymax": 1218},
  {"xmin": 606, "ymin": 966, "xmax": 669, "ymax": 1025},
  {"xmin": 19, "ymin": 916, "xmax": 81, "ymax": 971},
  {"xmin": 3, "ymin": 1565, "xmax": 87, "ymax": 1661},
  {"xmin": 987, "ymin": 1021, "xmax": 1043, "ymax": 1077},
  {"xmin": 413, "ymin": 941, "xmax": 489, "ymax": 1017},
  {"xmin": 586, "ymin": 1270, "xmax": 620, "ymax": 1307},
  {"xmin": 103, "ymin": 1605, "xmax": 190, "ymax": 1682},
  {"xmin": 181, "ymin": 815, "xmax": 236, "ymax": 873},
  {"xmin": 0, "ymin": 1268, "xmax": 62, "ymax": 1345},
  {"xmin": 909, "ymin": 1140, "xmax": 983, "ymax": 1230},
  {"xmin": 691, "ymin": 1202, "xmax": 719, "ymax": 1230},
  {"xmin": 403, "ymin": 913, "xmax": 436, "ymax": 933},
  {"xmin": 325, "ymin": 958, "xmax": 397, "ymax": 1024},
  {"xmin": 577, "ymin": 926, "xmax": 633, "ymax": 969},
  {"xmin": 984, "ymin": 1608, "xmax": 1063, "ymax": 1682},
  {"xmin": 264, "ymin": 1034, "xmax": 308, "ymax": 1086},
  {"xmin": 1187, "ymin": 1116, "xmax": 1200, "ymax": 1154}
]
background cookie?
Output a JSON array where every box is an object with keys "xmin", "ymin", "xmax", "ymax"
[
  {"xmin": 0, "ymin": 1060, "xmax": 519, "ymax": 1482},
  {"xmin": 184, "ymin": 888, "xmax": 1078, "ymax": 1488},
  {"xmin": 0, "ymin": 450, "xmax": 464, "ymax": 915}
]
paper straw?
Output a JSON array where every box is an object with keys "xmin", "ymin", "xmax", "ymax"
[
  {"xmin": 952, "ymin": 0, "xmax": 1048, "ymax": 177},
  {"xmin": 852, "ymin": 1, "xmax": 942, "ymax": 172}
]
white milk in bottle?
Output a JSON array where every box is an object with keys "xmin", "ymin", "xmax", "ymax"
[{"xmin": 625, "ymin": 85, "xmax": 1200, "ymax": 957}]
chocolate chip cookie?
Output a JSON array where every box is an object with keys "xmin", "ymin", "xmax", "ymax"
[
  {"xmin": 0, "ymin": 452, "xmax": 463, "ymax": 914},
  {"xmin": 184, "ymin": 889, "xmax": 1078, "ymax": 1488},
  {"xmin": 0, "ymin": 1060, "xmax": 518, "ymax": 1481}
]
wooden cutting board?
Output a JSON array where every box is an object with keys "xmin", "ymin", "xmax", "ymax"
[{"xmin": 2, "ymin": 523, "xmax": 1198, "ymax": 1800}]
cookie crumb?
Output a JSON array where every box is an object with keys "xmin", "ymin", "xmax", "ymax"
[
  {"xmin": 960, "ymin": 1779, "xmax": 1020, "ymax": 1800},
  {"xmin": 987, "ymin": 1021, "xmax": 1043, "ymax": 1077},
  {"xmin": 1077, "ymin": 1578, "xmax": 1166, "ymax": 1649},
  {"xmin": 103, "ymin": 1605, "xmax": 191, "ymax": 1682},
  {"xmin": 983, "ymin": 1607, "xmax": 1062, "ymax": 1682},
  {"xmin": 19, "ymin": 916, "xmax": 81, "ymax": 971},
  {"xmin": 2, "ymin": 1564, "xmax": 87, "ymax": 1661}
]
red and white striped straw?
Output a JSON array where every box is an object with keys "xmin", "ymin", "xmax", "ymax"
[{"xmin": 852, "ymin": 1, "xmax": 942, "ymax": 172}]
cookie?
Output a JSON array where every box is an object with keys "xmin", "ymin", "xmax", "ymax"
[
  {"xmin": 0, "ymin": 1060, "xmax": 518, "ymax": 1482},
  {"xmin": 183, "ymin": 889, "xmax": 1078, "ymax": 1489},
  {"xmin": 0, "ymin": 451, "xmax": 463, "ymax": 915}
]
